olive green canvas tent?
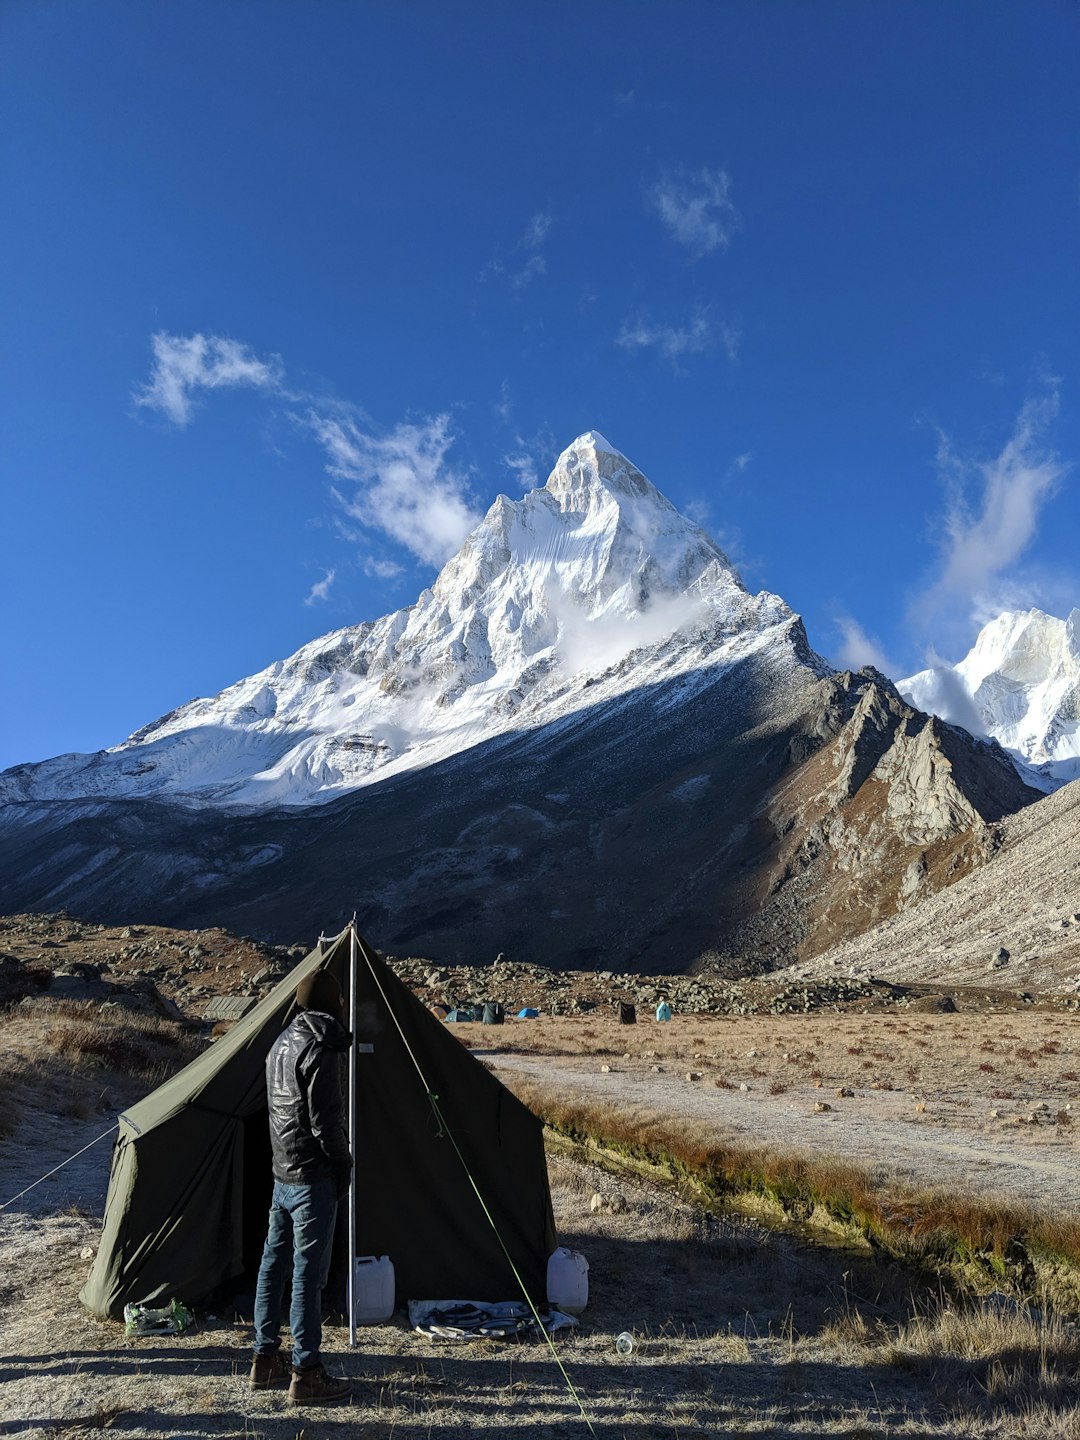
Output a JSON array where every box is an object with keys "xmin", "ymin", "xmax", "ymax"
[{"xmin": 80, "ymin": 925, "xmax": 556, "ymax": 1319}]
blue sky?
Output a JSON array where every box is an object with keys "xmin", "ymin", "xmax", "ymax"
[{"xmin": 3, "ymin": 1, "xmax": 1078, "ymax": 770}]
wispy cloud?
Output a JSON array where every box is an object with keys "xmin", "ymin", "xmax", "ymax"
[
  {"xmin": 911, "ymin": 385, "xmax": 1067, "ymax": 638},
  {"xmin": 304, "ymin": 568, "xmax": 336, "ymax": 606},
  {"xmin": 725, "ymin": 451, "xmax": 753, "ymax": 482},
  {"xmin": 520, "ymin": 212, "xmax": 552, "ymax": 250},
  {"xmin": 504, "ymin": 453, "xmax": 540, "ymax": 490},
  {"xmin": 832, "ymin": 615, "xmax": 895, "ymax": 674},
  {"xmin": 480, "ymin": 211, "xmax": 554, "ymax": 291},
  {"xmin": 499, "ymin": 418, "xmax": 560, "ymax": 493},
  {"xmin": 134, "ymin": 331, "xmax": 486, "ymax": 576},
  {"xmin": 134, "ymin": 332, "xmax": 282, "ymax": 425},
  {"xmin": 616, "ymin": 307, "xmax": 739, "ymax": 369},
  {"xmin": 308, "ymin": 410, "xmax": 482, "ymax": 568},
  {"xmin": 362, "ymin": 554, "xmax": 404, "ymax": 580},
  {"xmin": 649, "ymin": 166, "xmax": 740, "ymax": 260}
]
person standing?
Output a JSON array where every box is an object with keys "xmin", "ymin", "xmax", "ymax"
[{"xmin": 249, "ymin": 969, "xmax": 353, "ymax": 1405}]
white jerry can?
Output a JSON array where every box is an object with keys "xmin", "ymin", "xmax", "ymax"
[
  {"xmin": 546, "ymin": 1246, "xmax": 589, "ymax": 1315},
  {"xmin": 352, "ymin": 1254, "xmax": 395, "ymax": 1324}
]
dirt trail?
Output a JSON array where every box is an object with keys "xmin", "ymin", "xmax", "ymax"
[{"xmin": 488, "ymin": 1053, "xmax": 1080, "ymax": 1214}]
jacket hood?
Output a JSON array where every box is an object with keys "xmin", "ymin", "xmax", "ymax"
[{"xmin": 293, "ymin": 1008, "xmax": 350, "ymax": 1051}]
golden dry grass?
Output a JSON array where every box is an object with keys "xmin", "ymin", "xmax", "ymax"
[{"xmin": 0, "ymin": 999, "xmax": 202, "ymax": 1141}]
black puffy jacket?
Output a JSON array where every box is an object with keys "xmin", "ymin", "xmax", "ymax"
[{"xmin": 266, "ymin": 1009, "xmax": 351, "ymax": 1186}]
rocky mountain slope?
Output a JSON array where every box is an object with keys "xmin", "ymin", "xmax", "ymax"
[
  {"xmin": 900, "ymin": 608, "xmax": 1080, "ymax": 789},
  {"xmin": 0, "ymin": 435, "xmax": 1042, "ymax": 971},
  {"xmin": 776, "ymin": 776, "xmax": 1080, "ymax": 994}
]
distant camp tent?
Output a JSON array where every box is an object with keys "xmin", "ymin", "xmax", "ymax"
[{"xmin": 81, "ymin": 925, "xmax": 556, "ymax": 1320}]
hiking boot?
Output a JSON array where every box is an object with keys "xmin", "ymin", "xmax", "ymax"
[
  {"xmin": 249, "ymin": 1349, "xmax": 291, "ymax": 1390},
  {"xmin": 288, "ymin": 1364, "xmax": 352, "ymax": 1405}
]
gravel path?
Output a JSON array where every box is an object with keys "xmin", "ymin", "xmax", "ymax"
[{"xmin": 489, "ymin": 1052, "xmax": 1080, "ymax": 1215}]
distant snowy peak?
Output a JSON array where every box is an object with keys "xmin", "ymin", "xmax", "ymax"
[
  {"xmin": 0, "ymin": 432, "xmax": 803, "ymax": 809},
  {"xmin": 899, "ymin": 608, "xmax": 1080, "ymax": 788}
]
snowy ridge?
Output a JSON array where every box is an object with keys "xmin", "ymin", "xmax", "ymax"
[
  {"xmin": 1, "ymin": 433, "xmax": 805, "ymax": 809},
  {"xmin": 899, "ymin": 608, "xmax": 1080, "ymax": 789}
]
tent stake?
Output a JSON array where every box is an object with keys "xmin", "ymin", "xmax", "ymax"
[{"xmin": 347, "ymin": 917, "xmax": 358, "ymax": 1348}]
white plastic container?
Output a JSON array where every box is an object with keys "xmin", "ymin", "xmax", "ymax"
[
  {"xmin": 352, "ymin": 1254, "xmax": 395, "ymax": 1325},
  {"xmin": 546, "ymin": 1246, "xmax": 589, "ymax": 1315}
]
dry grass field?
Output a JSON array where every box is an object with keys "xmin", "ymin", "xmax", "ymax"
[
  {"xmin": 4, "ymin": 964, "xmax": 1080, "ymax": 1436},
  {"xmin": 3, "ymin": 1140, "xmax": 1080, "ymax": 1439}
]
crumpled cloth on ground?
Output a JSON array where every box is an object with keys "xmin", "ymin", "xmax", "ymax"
[{"xmin": 407, "ymin": 1299, "xmax": 578, "ymax": 1340}]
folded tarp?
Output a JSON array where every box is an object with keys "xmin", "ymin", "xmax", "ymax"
[{"xmin": 408, "ymin": 1298, "xmax": 578, "ymax": 1340}]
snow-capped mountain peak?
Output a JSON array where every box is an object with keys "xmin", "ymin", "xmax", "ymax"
[
  {"xmin": 899, "ymin": 607, "xmax": 1080, "ymax": 788},
  {"xmin": 1, "ymin": 433, "xmax": 803, "ymax": 809}
]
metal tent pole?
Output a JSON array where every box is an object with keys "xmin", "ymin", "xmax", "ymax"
[{"xmin": 347, "ymin": 919, "xmax": 358, "ymax": 1348}]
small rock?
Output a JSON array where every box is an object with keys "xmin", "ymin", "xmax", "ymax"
[
  {"xmin": 836, "ymin": 1087, "xmax": 855, "ymax": 1098},
  {"xmin": 915, "ymin": 1101, "xmax": 926, "ymax": 1114},
  {"xmin": 686, "ymin": 1071, "xmax": 703, "ymax": 1082},
  {"xmin": 739, "ymin": 1082, "xmax": 750, "ymax": 1093},
  {"xmin": 80, "ymin": 1246, "xmax": 95, "ymax": 1260},
  {"xmin": 990, "ymin": 1109, "xmax": 1001, "ymax": 1119},
  {"xmin": 600, "ymin": 1064, "xmax": 612, "ymax": 1074},
  {"xmin": 747, "ymin": 1048, "xmax": 758, "ymax": 1058},
  {"xmin": 590, "ymin": 1193, "xmax": 604, "ymax": 1213},
  {"xmin": 652, "ymin": 1065, "xmax": 663, "ymax": 1072},
  {"xmin": 814, "ymin": 1102, "xmax": 832, "ymax": 1113}
]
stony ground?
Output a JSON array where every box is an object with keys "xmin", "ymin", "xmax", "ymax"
[
  {"xmin": 4, "ymin": 912, "xmax": 1075, "ymax": 1028},
  {"xmin": 471, "ymin": 1008, "xmax": 1080, "ymax": 1215},
  {"xmin": 3, "ymin": 1115, "xmax": 1080, "ymax": 1440},
  {"xmin": 5, "ymin": 911, "xmax": 1080, "ymax": 1435}
]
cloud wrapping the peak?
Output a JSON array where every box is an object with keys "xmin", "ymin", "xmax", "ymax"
[
  {"xmin": 912, "ymin": 387, "xmax": 1067, "ymax": 636},
  {"xmin": 309, "ymin": 410, "xmax": 482, "ymax": 568},
  {"xmin": 649, "ymin": 167, "xmax": 740, "ymax": 259},
  {"xmin": 135, "ymin": 332, "xmax": 282, "ymax": 425}
]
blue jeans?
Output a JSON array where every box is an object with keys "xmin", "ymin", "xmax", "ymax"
[{"xmin": 253, "ymin": 1178, "xmax": 338, "ymax": 1369}]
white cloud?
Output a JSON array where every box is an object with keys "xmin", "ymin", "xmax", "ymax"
[
  {"xmin": 134, "ymin": 331, "xmax": 282, "ymax": 425},
  {"xmin": 510, "ymin": 253, "xmax": 546, "ymax": 291},
  {"xmin": 520, "ymin": 212, "xmax": 552, "ymax": 250},
  {"xmin": 504, "ymin": 453, "xmax": 540, "ymax": 490},
  {"xmin": 649, "ymin": 167, "xmax": 740, "ymax": 260},
  {"xmin": 480, "ymin": 212, "xmax": 554, "ymax": 291},
  {"xmin": 493, "ymin": 380, "xmax": 514, "ymax": 423},
  {"xmin": 912, "ymin": 387, "xmax": 1067, "ymax": 635},
  {"xmin": 304, "ymin": 568, "xmax": 336, "ymax": 606},
  {"xmin": 308, "ymin": 410, "xmax": 482, "ymax": 568},
  {"xmin": 616, "ymin": 307, "xmax": 739, "ymax": 369},
  {"xmin": 363, "ymin": 555, "xmax": 404, "ymax": 580},
  {"xmin": 832, "ymin": 615, "xmax": 894, "ymax": 674}
]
